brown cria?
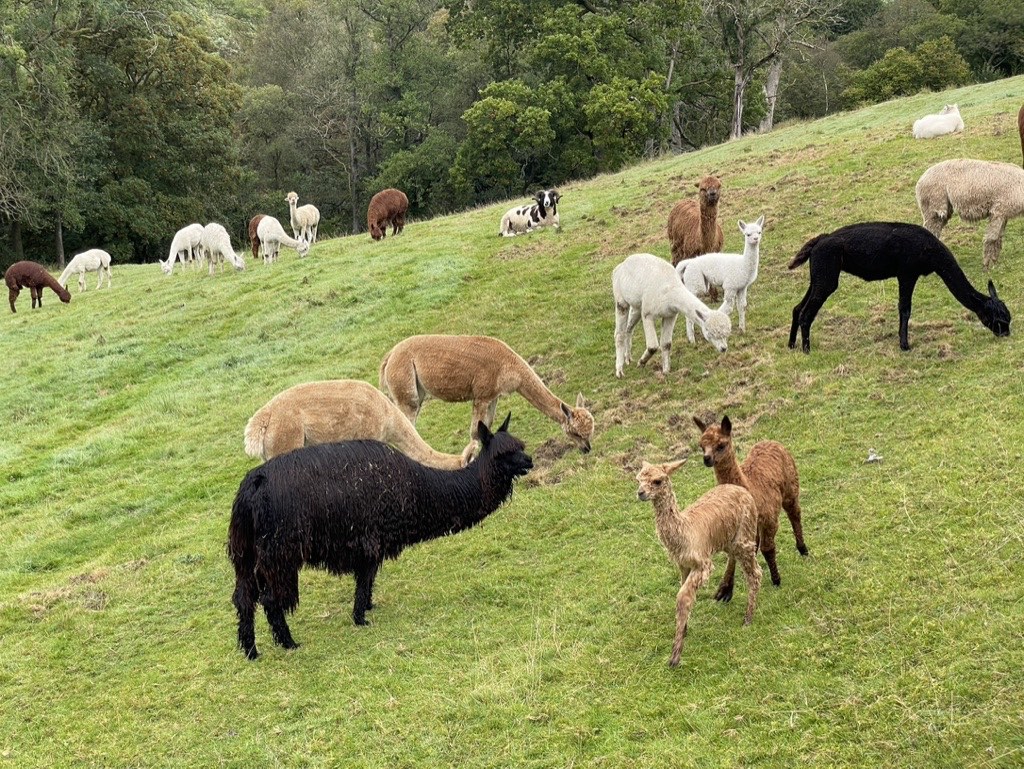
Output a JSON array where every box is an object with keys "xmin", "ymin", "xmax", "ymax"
[
  {"xmin": 367, "ymin": 188, "xmax": 409, "ymax": 241},
  {"xmin": 247, "ymin": 214, "xmax": 265, "ymax": 261},
  {"xmin": 1018, "ymin": 104, "xmax": 1023, "ymax": 169},
  {"xmin": 667, "ymin": 175, "xmax": 724, "ymax": 266},
  {"xmin": 635, "ymin": 458, "xmax": 760, "ymax": 668},
  {"xmin": 5, "ymin": 261, "xmax": 72, "ymax": 313},
  {"xmin": 694, "ymin": 415, "xmax": 807, "ymax": 598}
]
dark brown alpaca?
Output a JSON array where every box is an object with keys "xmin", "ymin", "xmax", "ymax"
[
  {"xmin": 5, "ymin": 261, "xmax": 71, "ymax": 313},
  {"xmin": 248, "ymin": 214, "xmax": 265, "ymax": 261},
  {"xmin": 1018, "ymin": 104, "xmax": 1023, "ymax": 169},
  {"xmin": 367, "ymin": 188, "xmax": 409, "ymax": 241},
  {"xmin": 668, "ymin": 175, "xmax": 724, "ymax": 266},
  {"xmin": 694, "ymin": 415, "xmax": 807, "ymax": 598}
]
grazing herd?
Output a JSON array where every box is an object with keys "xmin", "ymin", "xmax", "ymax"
[{"xmin": 4, "ymin": 98, "xmax": 1022, "ymax": 670}]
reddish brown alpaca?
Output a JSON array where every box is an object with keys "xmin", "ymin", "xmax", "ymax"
[
  {"xmin": 1017, "ymin": 104, "xmax": 1023, "ymax": 169},
  {"xmin": 694, "ymin": 415, "xmax": 807, "ymax": 597},
  {"xmin": 248, "ymin": 214, "xmax": 265, "ymax": 261},
  {"xmin": 5, "ymin": 260, "xmax": 71, "ymax": 313},
  {"xmin": 668, "ymin": 175, "xmax": 724, "ymax": 266},
  {"xmin": 367, "ymin": 188, "xmax": 409, "ymax": 241}
]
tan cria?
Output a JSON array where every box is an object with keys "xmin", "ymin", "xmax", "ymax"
[
  {"xmin": 379, "ymin": 334, "xmax": 594, "ymax": 459},
  {"xmin": 694, "ymin": 415, "xmax": 808, "ymax": 597},
  {"xmin": 636, "ymin": 459, "xmax": 761, "ymax": 668},
  {"xmin": 668, "ymin": 175, "xmax": 724, "ymax": 267},
  {"xmin": 244, "ymin": 379, "xmax": 466, "ymax": 468}
]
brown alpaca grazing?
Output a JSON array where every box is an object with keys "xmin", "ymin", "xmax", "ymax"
[
  {"xmin": 694, "ymin": 415, "xmax": 807, "ymax": 598},
  {"xmin": 247, "ymin": 214, "xmax": 265, "ymax": 261},
  {"xmin": 1018, "ymin": 104, "xmax": 1023, "ymax": 169},
  {"xmin": 379, "ymin": 334, "xmax": 594, "ymax": 459},
  {"xmin": 636, "ymin": 459, "xmax": 760, "ymax": 667},
  {"xmin": 367, "ymin": 188, "xmax": 409, "ymax": 241},
  {"xmin": 667, "ymin": 175, "xmax": 724, "ymax": 267},
  {"xmin": 5, "ymin": 261, "xmax": 71, "ymax": 313},
  {"xmin": 244, "ymin": 379, "xmax": 467, "ymax": 467}
]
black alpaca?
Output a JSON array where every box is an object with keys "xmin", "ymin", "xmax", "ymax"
[
  {"xmin": 227, "ymin": 414, "xmax": 532, "ymax": 660},
  {"xmin": 788, "ymin": 222, "xmax": 1011, "ymax": 352}
]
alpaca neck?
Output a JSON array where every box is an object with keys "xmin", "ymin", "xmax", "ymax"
[
  {"xmin": 933, "ymin": 253, "xmax": 986, "ymax": 313},
  {"xmin": 713, "ymin": 449, "xmax": 749, "ymax": 489},
  {"xmin": 666, "ymin": 284, "xmax": 700, "ymax": 318},
  {"xmin": 699, "ymin": 202, "xmax": 718, "ymax": 247},
  {"xmin": 650, "ymin": 487, "xmax": 697, "ymax": 552},
  {"xmin": 387, "ymin": 416, "xmax": 464, "ymax": 470},
  {"xmin": 511, "ymin": 356, "xmax": 566, "ymax": 424},
  {"xmin": 405, "ymin": 462, "xmax": 513, "ymax": 545}
]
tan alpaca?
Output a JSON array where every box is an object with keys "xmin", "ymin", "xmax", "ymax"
[
  {"xmin": 244, "ymin": 379, "xmax": 466, "ymax": 467},
  {"xmin": 636, "ymin": 459, "xmax": 761, "ymax": 668},
  {"xmin": 379, "ymin": 334, "xmax": 594, "ymax": 458},
  {"xmin": 694, "ymin": 415, "xmax": 808, "ymax": 600}
]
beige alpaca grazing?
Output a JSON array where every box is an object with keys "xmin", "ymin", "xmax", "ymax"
[
  {"xmin": 636, "ymin": 459, "xmax": 761, "ymax": 668},
  {"xmin": 243, "ymin": 379, "xmax": 466, "ymax": 467},
  {"xmin": 379, "ymin": 334, "xmax": 594, "ymax": 458}
]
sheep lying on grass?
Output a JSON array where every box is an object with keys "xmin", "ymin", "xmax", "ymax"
[
  {"xmin": 227, "ymin": 415, "xmax": 532, "ymax": 659},
  {"xmin": 635, "ymin": 458, "xmax": 760, "ymax": 668},
  {"xmin": 499, "ymin": 190, "xmax": 560, "ymax": 236}
]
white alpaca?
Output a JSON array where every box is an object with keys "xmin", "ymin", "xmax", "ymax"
[
  {"xmin": 257, "ymin": 215, "xmax": 310, "ymax": 263},
  {"xmin": 201, "ymin": 223, "xmax": 246, "ymax": 275},
  {"xmin": 286, "ymin": 191, "xmax": 321, "ymax": 244},
  {"xmin": 58, "ymin": 248, "xmax": 112, "ymax": 292},
  {"xmin": 677, "ymin": 216, "xmax": 765, "ymax": 335},
  {"xmin": 612, "ymin": 253, "xmax": 732, "ymax": 378},
  {"xmin": 912, "ymin": 104, "xmax": 964, "ymax": 139},
  {"xmin": 160, "ymin": 224, "xmax": 204, "ymax": 275}
]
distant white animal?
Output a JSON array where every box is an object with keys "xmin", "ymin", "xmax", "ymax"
[
  {"xmin": 499, "ymin": 189, "xmax": 560, "ymax": 236},
  {"xmin": 286, "ymin": 191, "xmax": 321, "ymax": 244},
  {"xmin": 677, "ymin": 216, "xmax": 765, "ymax": 335},
  {"xmin": 201, "ymin": 223, "xmax": 246, "ymax": 275},
  {"xmin": 160, "ymin": 224, "xmax": 204, "ymax": 275},
  {"xmin": 912, "ymin": 104, "xmax": 963, "ymax": 139},
  {"xmin": 257, "ymin": 215, "xmax": 310, "ymax": 264},
  {"xmin": 58, "ymin": 249, "xmax": 112, "ymax": 292}
]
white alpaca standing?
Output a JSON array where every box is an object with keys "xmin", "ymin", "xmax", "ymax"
[
  {"xmin": 257, "ymin": 215, "xmax": 310, "ymax": 263},
  {"xmin": 201, "ymin": 223, "xmax": 246, "ymax": 275},
  {"xmin": 612, "ymin": 252, "xmax": 732, "ymax": 378},
  {"xmin": 160, "ymin": 224, "xmax": 204, "ymax": 275},
  {"xmin": 912, "ymin": 104, "xmax": 964, "ymax": 139},
  {"xmin": 58, "ymin": 248, "xmax": 112, "ymax": 292},
  {"xmin": 286, "ymin": 192, "xmax": 321, "ymax": 244},
  {"xmin": 677, "ymin": 216, "xmax": 765, "ymax": 335}
]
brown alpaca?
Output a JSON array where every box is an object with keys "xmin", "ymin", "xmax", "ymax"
[
  {"xmin": 379, "ymin": 334, "xmax": 594, "ymax": 458},
  {"xmin": 1018, "ymin": 104, "xmax": 1023, "ymax": 169},
  {"xmin": 636, "ymin": 459, "xmax": 761, "ymax": 667},
  {"xmin": 248, "ymin": 214, "xmax": 265, "ymax": 261},
  {"xmin": 244, "ymin": 379, "xmax": 467, "ymax": 467},
  {"xmin": 367, "ymin": 188, "xmax": 409, "ymax": 241},
  {"xmin": 667, "ymin": 175, "xmax": 724, "ymax": 267},
  {"xmin": 5, "ymin": 261, "xmax": 72, "ymax": 313},
  {"xmin": 694, "ymin": 415, "xmax": 808, "ymax": 598}
]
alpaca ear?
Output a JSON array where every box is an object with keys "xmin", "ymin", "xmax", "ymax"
[
  {"xmin": 693, "ymin": 416, "xmax": 707, "ymax": 432},
  {"xmin": 575, "ymin": 392, "xmax": 586, "ymax": 408},
  {"xmin": 720, "ymin": 415, "xmax": 732, "ymax": 436},
  {"xmin": 755, "ymin": 215, "xmax": 764, "ymax": 227},
  {"xmin": 478, "ymin": 421, "xmax": 493, "ymax": 448},
  {"xmin": 695, "ymin": 307, "xmax": 707, "ymax": 323},
  {"xmin": 665, "ymin": 458, "xmax": 687, "ymax": 475},
  {"xmin": 560, "ymin": 402, "xmax": 572, "ymax": 421},
  {"xmin": 988, "ymin": 280, "xmax": 999, "ymax": 299},
  {"xmin": 737, "ymin": 219, "xmax": 746, "ymax": 233},
  {"xmin": 498, "ymin": 412, "xmax": 511, "ymax": 433}
]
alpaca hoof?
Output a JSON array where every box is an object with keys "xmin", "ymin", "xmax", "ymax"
[
  {"xmin": 714, "ymin": 585, "xmax": 734, "ymax": 603},
  {"xmin": 801, "ymin": 342, "xmax": 810, "ymax": 354},
  {"xmin": 900, "ymin": 343, "xmax": 910, "ymax": 352},
  {"xmin": 284, "ymin": 641, "xmax": 301, "ymax": 651},
  {"xmin": 244, "ymin": 647, "xmax": 260, "ymax": 661},
  {"xmin": 353, "ymin": 615, "xmax": 370, "ymax": 626},
  {"xmin": 771, "ymin": 576, "xmax": 781, "ymax": 587},
  {"xmin": 668, "ymin": 657, "xmax": 680, "ymax": 668},
  {"xmin": 798, "ymin": 545, "xmax": 809, "ymax": 556}
]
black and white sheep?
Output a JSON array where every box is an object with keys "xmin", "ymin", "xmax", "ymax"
[
  {"xmin": 227, "ymin": 415, "xmax": 533, "ymax": 659},
  {"xmin": 499, "ymin": 189, "xmax": 561, "ymax": 236}
]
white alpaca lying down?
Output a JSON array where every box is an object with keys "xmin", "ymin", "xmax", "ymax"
[
  {"xmin": 912, "ymin": 104, "xmax": 963, "ymax": 139},
  {"xmin": 59, "ymin": 249, "xmax": 112, "ymax": 292}
]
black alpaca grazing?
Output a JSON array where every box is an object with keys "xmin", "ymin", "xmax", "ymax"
[
  {"xmin": 227, "ymin": 414, "xmax": 533, "ymax": 659},
  {"xmin": 788, "ymin": 222, "xmax": 1011, "ymax": 352}
]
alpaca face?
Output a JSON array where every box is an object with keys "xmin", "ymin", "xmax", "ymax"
[
  {"xmin": 697, "ymin": 176, "xmax": 722, "ymax": 206},
  {"xmin": 559, "ymin": 393, "xmax": 594, "ymax": 453},
  {"xmin": 982, "ymin": 282, "xmax": 1011, "ymax": 337},
  {"xmin": 738, "ymin": 215, "xmax": 764, "ymax": 248},
  {"xmin": 695, "ymin": 417, "xmax": 733, "ymax": 468},
  {"xmin": 286, "ymin": 191, "xmax": 299, "ymax": 206},
  {"xmin": 635, "ymin": 459, "xmax": 685, "ymax": 502},
  {"xmin": 370, "ymin": 223, "xmax": 384, "ymax": 241},
  {"xmin": 479, "ymin": 419, "xmax": 534, "ymax": 478}
]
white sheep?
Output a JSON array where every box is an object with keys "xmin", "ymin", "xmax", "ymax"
[
  {"xmin": 499, "ymin": 189, "xmax": 560, "ymax": 236},
  {"xmin": 612, "ymin": 252, "xmax": 732, "ymax": 378},
  {"xmin": 201, "ymin": 223, "xmax": 246, "ymax": 275},
  {"xmin": 160, "ymin": 224, "xmax": 204, "ymax": 275},
  {"xmin": 58, "ymin": 248, "xmax": 112, "ymax": 292},
  {"xmin": 677, "ymin": 216, "xmax": 765, "ymax": 335},
  {"xmin": 912, "ymin": 104, "xmax": 963, "ymax": 139},
  {"xmin": 257, "ymin": 215, "xmax": 310, "ymax": 263},
  {"xmin": 916, "ymin": 158, "xmax": 1024, "ymax": 269},
  {"xmin": 286, "ymin": 191, "xmax": 321, "ymax": 244}
]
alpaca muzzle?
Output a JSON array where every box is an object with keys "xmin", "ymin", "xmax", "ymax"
[
  {"xmin": 637, "ymin": 489, "xmax": 649, "ymax": 501},
  {"xmin": 703, "ymin": 455, "xmax": 714, "ymax": 467}
]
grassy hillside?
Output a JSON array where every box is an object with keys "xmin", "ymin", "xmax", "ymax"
[{"xmin": 2, "ymin": 78, "xmax": 1023, "ymax": 768}]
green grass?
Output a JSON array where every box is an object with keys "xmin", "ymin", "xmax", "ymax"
[{"xmin": 3, "ymin": 78, "xmax": 1024, "ymax": 767}]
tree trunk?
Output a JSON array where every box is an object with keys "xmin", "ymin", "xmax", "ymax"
[
  {"xmin": 55, "ymin": 213, "xmax": 65, "ymax": 268},
  {"xmin": 348, "ymin": 111, "xmax": 360, "ymax": 234},
  {"xmin": 758, "ymin": 56, "xmax": 784, "ymax": 134},
  {"xmin": 11, "ymin": 220, "xmax": 24, "ymax": 262},
  {"xmin": 730, "ymin": 68, "xmax": 748, "ymax": 140}
]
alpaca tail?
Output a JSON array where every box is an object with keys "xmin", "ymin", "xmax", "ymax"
[
  {"xmin": 228, "ymin": 468, "xmax": 263, "ymax": 658},
  {"xmin": 378, "ymin": 349, "xmax": 393, "ymax": 396},
  {"xmin": 788, "ymin": 234, "xmax": 825, "ymax": 270},
  {"xmin": 243, "ymin": 407, "xmax": 272, "ymax": 460}
]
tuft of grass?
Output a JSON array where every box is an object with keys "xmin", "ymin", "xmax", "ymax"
[{"xmin": 2, "ymin": 78, "xmax": 1024, "ymax": 767}]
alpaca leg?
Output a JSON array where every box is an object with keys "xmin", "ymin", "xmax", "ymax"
[
  {"xmin": 636, "ymin": 313, "xmax": 661, "ymax": 369},
  {"xmin": 737, "ymin": 288, "xmax": 748, "ymax": 333},
  {"xmin": 264, "ymin": 604, "xmax": 298, "ymax": 650},
  {"xmin": 897, "ymin": 275, "xmax": 918, "ymax": 351},
  {"xmin": 79, "ymin": 273, "xmax": 86, "ymax": 293},
  {"xmin": 760, "ymin": 516, "xmax": 781, "ymax": 586},
  {"xmin": 624, "ymin": 306, "xmax": 642, "ymax": 364},
  {"xmin": 796, "ymin": 271, "xmax": 839, "ymax": 353},
  {"xmin": 686, "ymin": 315, "xmax": 696, "ymax": 345},
  {"xmin": 784, "ymin": 490, "xmax": 809, "ymax": 556},
  {"xmin": 262, "ymin": 566, "xmax": 300, "ymax": 648},
  {"xmin": 669, "ymin": 562, "xmax": 709, "ymax": 668},
  {"xmin": 352, "ymin": 564, "xmax": 377, "ymax": 626},
  {"xmin": 788, "ymin": 287, "xmax": 812, "ymax": 349},
  {"xmin": 614, "ymin": 301, "xmax": 630, "ymax": 377},
  {"xmin": 736, "ymin": 542, "xmax": 762, "ymax": 625},
  {"xmin": 365, "ymin": 561, "xmax": 381, "ymax": 610},
  {"xmin": 232, "ymin": 570, "xmax": 260, "ymax": 659},
  {"xmin": 714, "ymin": 556, "xmax": 737, "ymax": 602},
  {"xmin": 982, "ymin": 216, "xmax": 1006, "ymax": 270},
  {"xmin": 31, "ymin": 286, "xmax": 41, "ymax": 309},
  {"xmin": 658, "ymin": 313, "xmax": 678, "ymax": 374},
  {"xmin": 8, "ymin": 287, "xmax": 18, "ymax": 313}
]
